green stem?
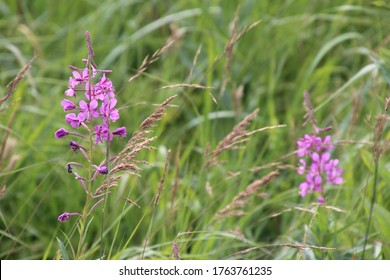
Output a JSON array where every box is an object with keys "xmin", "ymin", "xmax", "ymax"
[
  {"xmin": 76, "ymin": 126, "xmax": 93, "ymax": 259},
  {"xmin": 100, "ymin": 132, "xmax": 110, "ymax": 259},
  {"xmin": 76, "ymin": 52, "xmax": 95, "ymax": 259},
  {"xmin": 362, "ymin": 156, "xmax": 378, "ymax": 260}
]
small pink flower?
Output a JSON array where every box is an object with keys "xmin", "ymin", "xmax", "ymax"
[
  {"xmin": 69, "ymin": 140, "xmax": 85, "ymax": 151},
  {"xmin": 317, "ymin": 196, "xmax": 325, "ymax": 204},
  {"xmin": 78, "ymin": 100, "xmax": 99, "ymax": 122},
  {"xmin": 94, "ymin": 74, "xmax": 115, "ymax": 99},
  {"xmin": 297, "ymin": 132, "xmax": 343, "ymax": 203},
  {"xmin": 65, "ymin": 113, "xmax": 81, "ymax": 128},
  {"xmin": 297, "ymin": 134, "xmax": 322, "ymax": 157},
  {"xmin": 113, "ymin": 126, "xmax": 126, "ymax": 138},
  {"xmin": 72, "ymin": 68, "xmax": 89, "ymax": 84},
  {"xmin": 55, "ymin": 128, "xmax": 69, "ymax": 138},
  {"xmin": 94, "ymin": 124, "xmax": 113, "ymax": 143},
  {"xmin": 100, "ymin": 97, "xmax": 119, "ymax": 123},
  {"xmin": 61, "ymin": 99, "xmax": 76, "ymax": 111},
  {"xmin": 325, "ymin": 159, "xmax": 343, "ymax": 185},
  {"xmin": 58, "ymin": 212, "xmax": 81, "ymax": 223},
  {"xmin": 65, "ymin": 77, "xmax": 78, "ymax": 97}
]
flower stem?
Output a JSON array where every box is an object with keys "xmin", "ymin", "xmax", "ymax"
[
  {"xmin": 76, "ymin": 46, "xmax": 95, "ymax": 259},
  {"xmin": 100, "ymin": 124, "xmax": 110, "ymax": 259}
]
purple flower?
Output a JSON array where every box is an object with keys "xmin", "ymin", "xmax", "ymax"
[
  {"xmin": 100, "ymin": 97, "xmax": 119, "ymax": 123},
  {"xmin": 98, "ymin": 166, "xmax": 108, "ymax": 174},
  {"xmin": 55, "ymin": 128, "xmax": 69, "ymax": 138},
  {"xmin": 61, "ymin": 99, "xmax": 76, "ymax": 111},
  {"xmin": 65, "ymin": 113, "xmax": 81, "ymax": 128},
  {"xmin": 91, "ymin": 74, "xmax": 115, "ymax": 100},
  {"xmin": 299, "ymin": 173, "xmax": 323, "ymax": 197},
  {"xmin": 113, "ymin": 126, "xmax": 126, "ymax": 138},
  {"xmin": 91, "ymin": 163, "xmax": 109, "ymax": 180},
  {"xmin": 325, "ymin": 159, "xmax": 343, "ymax": 185},
  {"xmin": 72, "ymin": 68, "xmax": 89, "ymax": 84},
  {"xmin": 297, "ymin": 133, "xmax": 343, "ymax": 203},
  {"xmin": 78, "ymin": 100, "xmax": 99, "ymax": 122},
  {"xmin": 69, "ymin": 140, "xmax": 82, "ymax": 151},
  {"xmin": 310, "ymin": 152, "xmax": 330, "ymax": 174},
  {"xmin": 58, "ymin": 212, "xmax": 81, "ymax": 223},
  {"xmin": 64, "ymin": 68, "xmax": 91, "ymax": 98},
  {"xmin": 65, "ymin": 77, "xmax": 77, "ymax": 97},
  {"xmin": 297, "ymin": 134, "xmax": 322, "ymax": 157},
  {"xmin": 68, "ymin": 141, "xmax": 89, "ymax": 160},
  {"xmin": 58, "ymin": 212, "xmax": 71, "ymax": 222},
  {"xmin": 94, "ymin": 124, "xmax": 113, "ymax": 143},
  {"xmin": 67, "ymin": 164, "xmax": 73, "ymax": 173}
]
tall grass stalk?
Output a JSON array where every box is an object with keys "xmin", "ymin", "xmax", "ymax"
[{"xmin": 362, "ymin": 114, "xmax": 386, "ymax": 259}]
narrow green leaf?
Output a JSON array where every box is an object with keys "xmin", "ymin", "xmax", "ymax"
[
  {"xmin": 56, "ymin": 237, "xmax": 69, "ymax": 260},
  {"xmin": 307, "ymin": 32, "xmax": 363, "ymax": 76},
  {"xmin": 81, "ymin": 217, "xmax": 94, "ymax": 246},
  {"xmin": 316, "ymin": 63, "xmax": 378, "ymax": 111}
]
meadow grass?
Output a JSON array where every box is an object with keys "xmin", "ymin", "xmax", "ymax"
[{"xmin": 1, "ymin": 0, "xmax": 390, "ymax": 260}]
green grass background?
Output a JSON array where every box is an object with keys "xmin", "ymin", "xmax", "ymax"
[{"xmin": 1, "ymin": 0, "xmax": 390, "ymax": 259}]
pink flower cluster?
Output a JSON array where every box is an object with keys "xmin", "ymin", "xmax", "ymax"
[
  {"xmin": 55, "ymin": 60, "xmax": 126, "ymax": 143},
  {"xmin": 297, "ymin": 134, "xmax": 343, "ymax": 204},
  {"xmin": 54, "ymin": 34, "xmax": 128, "ymax": 223}
]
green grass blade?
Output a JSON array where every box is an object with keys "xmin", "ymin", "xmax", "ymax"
[{"xmin": 56, "ymin": 237, "xmax": 69, "ymax": 260}]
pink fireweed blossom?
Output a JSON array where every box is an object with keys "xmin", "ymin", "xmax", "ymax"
[
  {"xmin": 100, "ymin": 97, "xmax": 119, "ymax": 123},
  {"xmin": 324, "ymin": 159, "xmax": 343, "ymax": 185},
  {"xmin": 94, "ymin": 124, "xmax": 113, "ymax": 143},
  {"xmin": 65, "ymin": 113, "xmax": 81, "ymax": 128},
  {"xmin": 296, "ymin": 134, "xmax": 343, "ymax": 204},
  {"xmin": 113, "ymin": 126, "xmax": 127, "ymax": 138},
  {"xmin": 64, "ymin": 77, "xmax": 78, "ymax": 97},
  {"xmin": 69, "ymin": 140, "xmax": 84, "ymax": 151},
  {"xmin": 58, "ymin": 212, "xmax": 81, "ymax": 223},
  {"xmin": 299, "ymin": 172, "xmax": 323, "ymax": 197},
  {"xmin": 92, "ymin": 74, "xmax": 115, "ymax": 100},
  {"xmin": 78, "ymin": 99, "xmax": 99, "ymax": 122},
  {"xmin": 91, "ymin": 163, "xmax": 109, "ymax": 180},
  {"xmin": 297, "ymin": 134, "xmax": 323, "ymax": 157},
  {"xmin": 71, "ymin": 68, "xmax": 90, "ymax": 86},
  {"xmin": 55, "ymin": 128, "xmax": 69, "ymax": 138},
  {"xmin": 69, "ymin": 140, "xmax": 89, "ymax": 160},
  {"xmin": 61, "ymin": 99, "xmax": 76, "ymax": 111},
  {"xmin": 54, "ymin": 128, "xmax": 85, "ymax": 139}
]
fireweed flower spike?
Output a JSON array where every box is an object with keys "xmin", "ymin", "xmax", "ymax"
[
  {"xmin": 55, "ymin": 31, "xmax": 127, "ymax": 223},
  {"xmin": 296, "ymin": 91, "xmax": 343, "ymax": 204}
]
